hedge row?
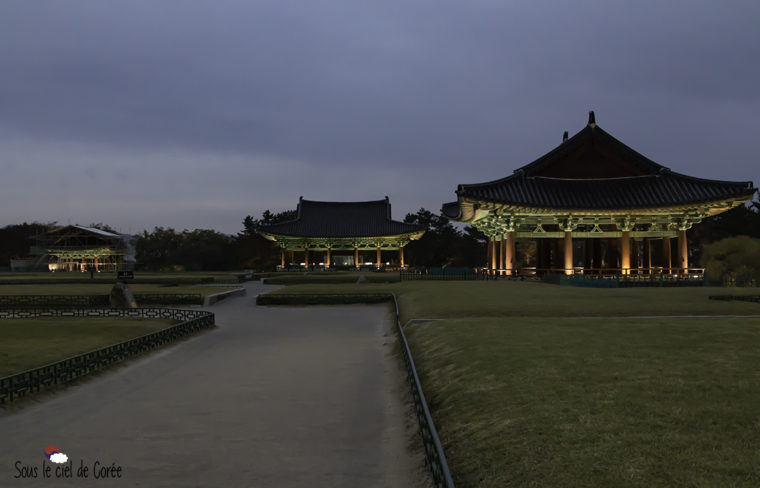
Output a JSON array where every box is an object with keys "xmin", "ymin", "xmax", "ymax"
[{"xmin": 255, "ymin": 293, "xmax": 393, "ymax": 306}]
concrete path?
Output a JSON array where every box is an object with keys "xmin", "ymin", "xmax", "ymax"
[{"xmin": 0, "ymin": 282, "xmax": 428, "ymax": 487}]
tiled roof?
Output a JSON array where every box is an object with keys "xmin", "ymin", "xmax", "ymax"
[
  {"xmin": 453, "ymin": 174, "xmax": 754, "ymax": 211},
  {"xmin": 48, "ymin": 225, "xmax": 122, "ymax": 238},
  {"xmin": 258, "ymin": 197, "xmax": 425, "ymax": 238},
  {"xmin": 449, "ymin": 112, "xmax": 756, "ymax": 212}
]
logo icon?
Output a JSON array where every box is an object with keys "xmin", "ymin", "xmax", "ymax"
[{"xmin": 44, "ymin": 445, "xmax": 68, "ymax": 464}]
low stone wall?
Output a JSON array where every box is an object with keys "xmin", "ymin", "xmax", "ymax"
[{"xmin": 202, "ymin": 287, "xmax": 246, "ymax": 306}]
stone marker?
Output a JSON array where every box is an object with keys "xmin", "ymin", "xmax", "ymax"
[{"xmin": 110, "ymin": 282, "xmax": 137, "ymax": 308}]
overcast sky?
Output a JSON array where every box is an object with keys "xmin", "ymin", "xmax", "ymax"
[{"xmin": 1, "ymin": 1, "xmax": 758, "ymax": 234}]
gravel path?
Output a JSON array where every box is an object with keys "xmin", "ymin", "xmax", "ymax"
[{"xmin": 0, "ymin": 281, "xmax": 428, "ymax": 487}]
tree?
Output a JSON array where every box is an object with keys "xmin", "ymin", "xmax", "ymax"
[
  {"xmin": 236, "ymin": 209, "xmax": 297, "ymax": 270},
  {"xmin": 701, "ymin": 236, "xmax": 760, "ymax": 285},
  {"xmin": 690, "ymin": 191, "xmax": 760, "ymax": 266},
  {"xmin": 0, "ymin": 222, "xmax": 55, "ymax": 268},
  {"xmin": 135, "ymin": 227, "xmax": 236, "ymax": 271},
  {"xmin": 402, "ymin": 209, "xmax": 486, "ymax": 268}
]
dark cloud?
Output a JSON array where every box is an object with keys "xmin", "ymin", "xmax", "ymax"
[{"xmin": 0, "ymin": 1, "xmax": 758, "ymax": 233}]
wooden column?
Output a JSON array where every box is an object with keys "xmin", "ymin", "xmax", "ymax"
[
  {"xmin": 304, "ymin": 249, "xmax": 309, "ymax": 269},
  {"xmin": 563, "ymin": 231, "xmax": 573, "ymax": 275},
  {"xmin": 376, "ymin": 248, "xmax": 381, "ymax": 268},
  {"xmin": 281, "ymin": 249, "xmax": 286, "ymax": 268},
  {"xmin": 326, "ymin": 248, "xmax": 331, "ymax": 269},
  {"xmin": 487, "ymin": 239, "xmax": 493, "ymax": 272},
  {"xmin": 354, "ymin": 248, "xmax": 359, "ymax": 269},
  {"xmin": 499, "ymin": 237, "xmax": 505, "ymax": 276},
  {"xmin": 584, "ymin": 239, "xmax": 592, "ymax": 274},
  {"xmin": 399, "ymin": 247, "xmax": 405, "ymax": 268},
  {"xmin": 620, "ymin": 231, "xmax": 631, "ymax": 275},
  {"xmin": 662, "ymin": 238, "xmax": 672, "ymax": 274},
  {"xmin": 644, "ymin": 239, "xmax": 651, "ymax": 274},
  {"xmin": 490, "ymin": 239, "xmax": 497, "ymax": 273},
  {"xmin": 506, "ymin": 232, "xmax": 515, "ymax": 275},
  {"xmin": 593, "ymin": 239, "xmax": 602, "ymax": 273},
  {"xmin": 631, "ymin": 239, "xmax": 639, "ymax": 273},
  {"xmin": 678, "ymin": 230, "xmax": 688, "ymax": 274}
]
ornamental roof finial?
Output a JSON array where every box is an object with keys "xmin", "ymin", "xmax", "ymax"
[
  {"xmin": 588, "ymin": 111, "xmax": 596, "ymax": 126},
  {"xmin": 562, "ymin": 131, "xmax": 568, "ymax": 142}
]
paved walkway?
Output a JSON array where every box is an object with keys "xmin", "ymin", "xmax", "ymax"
[{"xmin": 0, "ymin": 282, "xmax": 427, "ymax": 487}]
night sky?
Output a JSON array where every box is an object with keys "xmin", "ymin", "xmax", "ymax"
[{"xmin": 1, "ymin": 1, "xmax": 758, "ymax": 234}]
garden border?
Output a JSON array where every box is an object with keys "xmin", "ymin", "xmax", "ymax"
[
  {"xmin": 203, "ymin": 287, "xmax": 246, "ymax": 306},
  {"xmin": 0, "ymin": 308, "xmax": 215, "ymax": 403}
]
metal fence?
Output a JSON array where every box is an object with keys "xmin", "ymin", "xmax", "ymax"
[
  {"xmin": 400, "ymin": 270, "xmax": 492, "ymax": 281},
  {"xmin": 391, "ymin": 294, "xmax": 456, "ymax": 488},
  {"xmin": 557, "ymin": 274, "xmax": 706, "ymax": 288},
  {"xmin": 0, "ymin": 294, "xmax": 203, "ymax": 308},
  {"xmin": 0, "ymin": 308, "xmax": 214, "ymax": 403}
]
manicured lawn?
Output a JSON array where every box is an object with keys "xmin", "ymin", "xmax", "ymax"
[
  {"xmin": 407, "ymin": 316, "xmax": 760, "ymax": 487},
  {"xmin": 262, "ymin": 280, "xmax": 760, "ymax": 487},
  {"xmin": 0, "ymin": 284, "xmax": 239, "ymax": 298},
  {"xmin": 267, "ymin": 281, "xmax": 760, "ymax": 320},
  {"xmin": 0, "ymin": 271, "xmax": 247, "ymax": 283},
  {"xmin": 0, "ymin": 317, "xmax": 175, "ymax": 377}
]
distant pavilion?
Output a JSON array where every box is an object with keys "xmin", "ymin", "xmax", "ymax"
[
  {"xmin": 442, "ymin": 112, "xmax": 756, "ymax": 276},
  {"xmin": 258, "ymin": 197, "xmax": 425, "ymax": 270},
  {"xmin": 32, "ymin": 225, "xmax": 131, "ymax": 272}
]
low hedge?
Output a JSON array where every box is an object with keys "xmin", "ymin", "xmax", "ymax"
[{"xmin": 256, "ymin": 293, "xmax": 393, "ymax": 306}]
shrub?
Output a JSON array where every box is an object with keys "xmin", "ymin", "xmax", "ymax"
[{"xmin": 702, "ymin": 236, "xmax": 760, "ymax": 285}]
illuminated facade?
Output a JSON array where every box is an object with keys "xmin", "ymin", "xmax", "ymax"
[
  {"xmin": 32, "ymin": 225, "xmax": 132, "ymax": 272},
  {"xmin": 258, "ymin": 197, "xmax": 425, "ymax": 269},
  {"xmin": 442, "ymin": 112, "xmax": 756, "ymax": 276}
]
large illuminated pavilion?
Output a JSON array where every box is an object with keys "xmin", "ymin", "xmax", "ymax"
[
  {"xmin": 442, "ymin": 112, "xmax": 756, "ymax": 276},
  {"xmin": 258, "ymin": 197, "xmax": 425, "ymax": 270}
]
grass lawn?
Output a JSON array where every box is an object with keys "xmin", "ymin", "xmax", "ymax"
[
  {"xmin": 0, "ymin": 283, "xmax": 239, "ymax": 298},
  {"xmin": 267, "ymin": 281, "xmax": 760, "ymax": 320},
  {"xmin": 0, "ymin": 271, "xmax": 248, "ymax": 284},
  {"xmin": 407, "ymin": 317, "xmax": 760, "ymax": 487},
  {"xmin": 262, "ymin": 280, "xmax": 760, "ymax": 487},
  {"xmin": 0, "ymin": 317, "xmax": 175, "ymax": 377}
]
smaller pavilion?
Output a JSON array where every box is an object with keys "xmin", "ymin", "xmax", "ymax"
[
  {"xmin": 32, "ymin": 225, "xmax": 131, "ymax": 272},
  {"xmin": 258, "ymin": 197, "xmax": 425, "ymax": 270}
]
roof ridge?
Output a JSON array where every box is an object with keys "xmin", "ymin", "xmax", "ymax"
[
  {"xmin": 530, "ymin": 174, "xmax": 660, "ymax": 182},
  {"xmin": 300, "ymin": 198, "xmax": 389, "ymax": 206}
]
